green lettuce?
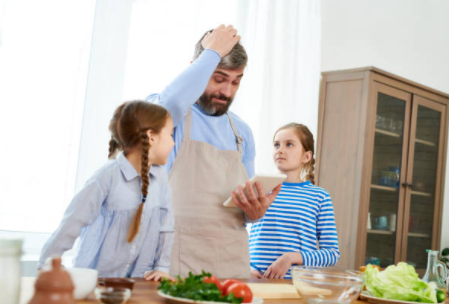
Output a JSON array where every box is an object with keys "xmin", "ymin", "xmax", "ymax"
[{"xmin": 364, "ymin": 262, "xmax": 437, "ymax": 303}]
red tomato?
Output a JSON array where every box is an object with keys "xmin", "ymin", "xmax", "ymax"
[
  {"xmin": 203, "ymin": 275, "xmax": 223, "ymax": 292},
  {"xmin": 221, "ymin": 279, "xmax": 241, "ymax": 295},
  {"xmin": 227, "ymin": 283, "xmax": 253, "ymax": 303}
]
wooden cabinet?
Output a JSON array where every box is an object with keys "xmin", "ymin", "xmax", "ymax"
[{"xmin": 316, "ymin": 67, "xmax": 449, "ymax": 273}]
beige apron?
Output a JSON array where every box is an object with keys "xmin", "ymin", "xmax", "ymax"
[{"xmin": 169, "ymin": 109, "xmax": 250, "ymax": 279}]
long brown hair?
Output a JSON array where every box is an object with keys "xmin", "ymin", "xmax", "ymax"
[
  {"xmin": 108, "ymin": 100, "xmax": 170, "ymax": 243},
  {"xmin": 274, "ymin": 123, "xmax": 316, "ymax": 185}
]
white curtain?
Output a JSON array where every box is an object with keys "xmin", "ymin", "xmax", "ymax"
[
  {"xmin": 0, "ymin": 0, "xmax": 96, "ymax": 233},
  {"xmin": 77, "ymin": 0, "xmax": 321, "ymax": 187},
  {"xmin": 232, "ymin": 0, "xmax": 321, "ymax": 174}
]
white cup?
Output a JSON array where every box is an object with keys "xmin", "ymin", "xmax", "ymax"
[{"xmin": 390, "ymin": 214, "xmax": 397, "ymax": 232}]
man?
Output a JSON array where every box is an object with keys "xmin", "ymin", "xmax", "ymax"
[{"xmin": 147, "ymin": 25, "xmax": 281, "ymax": 278}]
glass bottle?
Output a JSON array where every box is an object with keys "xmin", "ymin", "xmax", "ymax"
[{"xmin": 422, "ymin": 250, "xmax": 448, "ymax": 290}]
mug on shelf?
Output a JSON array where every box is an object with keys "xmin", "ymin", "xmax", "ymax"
[{"xmin": 373, "ymin": 216, "xmax": 388, "ymax": 230}]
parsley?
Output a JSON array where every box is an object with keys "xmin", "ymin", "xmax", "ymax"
[{"xmin": 158, "ymin": 271, "xmax": 243, "ymax": 304}]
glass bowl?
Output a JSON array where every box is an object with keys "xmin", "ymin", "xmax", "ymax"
[
  {"xmin": 94, "ymin": 287, "xmax": 131, "ymax": 304},
  {"xmin": 291, "ymin": 266, "xmax": 364, "ymax": 304}
]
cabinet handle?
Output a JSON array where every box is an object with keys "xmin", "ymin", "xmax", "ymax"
[{"xmin": 402, "ymin": 182, "xmax": 409, "ymax": 187}]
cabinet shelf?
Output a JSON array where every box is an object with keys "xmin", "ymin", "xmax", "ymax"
[
  {"xmin": 415, "ymin": 138, "xmax": 436, "ymax": 147},
  {"xmin": 370, "ymin": 184, "xmax": 398, "ymax": 192},
  {"xmin": 375, "ymin": 128, "xmax": 401, "ymax": 138},
  {"xmin": 410, "ymin": 190, "xmax": 432, "ymax": 197},
  {"xmin": 408, "ymin": 232, "xmax": 430, "ymax": 238},
  {"xmin": 368, "ymin": 229, "xmax": 394, "ymax": 235}
]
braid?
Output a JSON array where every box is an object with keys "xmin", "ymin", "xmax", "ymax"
[
  {"xmin": 140, "ymin": 130, "xmax": 150, "ymax": 198},
  {"xmin": 111, "ymin": 101, "xmax": 169, "ymax": 243},
  {"xmin": 307, "ymin": 158, "xmax": 316, "ymax": 185},
  {"xmin": 127, "ymin": 129, "xmax": 150, "ymax": 243},
  {"xmin": 108, "ymin": 136, "xmax": 121, "ymax": 159}
]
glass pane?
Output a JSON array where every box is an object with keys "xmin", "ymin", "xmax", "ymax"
[
  {"xmin": 406, "ymin": 106, "xmax": 441, "ymax": 269},
  {"xmin": 365, "ymin": 93, "xmax": 406, "ymax": 268}
]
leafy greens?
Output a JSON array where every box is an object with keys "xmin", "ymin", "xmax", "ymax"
[
  {"xmin": 158, "ymin": 271, "xmax": 244, "ymax": 304},
  {"xmin": 364, "ymin": 262, "xmax": 437, "ymax": 303}
]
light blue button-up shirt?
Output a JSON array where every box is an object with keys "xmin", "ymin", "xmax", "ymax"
[
  {"xmin": 146, "ymin": 49, "xmax": 256, "ymax": 178},
  {"xmin": 38, "ymin": 153, "xmax": 174, "ymax": 277}
]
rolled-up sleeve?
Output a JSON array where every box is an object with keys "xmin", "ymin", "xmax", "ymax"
[{"xmin": 146, "ymin": 49, "xmax": 221, "ymax": 127}]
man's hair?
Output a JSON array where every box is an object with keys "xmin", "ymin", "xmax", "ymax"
[{"xmin": 193, "ymin": 30, "xmax": 248, "ymax": 70}]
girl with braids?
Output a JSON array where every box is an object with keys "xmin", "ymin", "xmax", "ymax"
[
  {"xmin": 38, "ymin": 101, "xmax": 175, "ymax": 280},
  {"xmin": 247, "ymin": 123, "xmax": 340, "ymax": 279}
]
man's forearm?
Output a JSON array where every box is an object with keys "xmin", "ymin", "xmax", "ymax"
[{"xmin": 147, "ymin": 49, "xmax": 221, "ymax": 127}]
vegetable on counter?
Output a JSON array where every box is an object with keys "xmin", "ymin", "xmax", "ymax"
[
  {"xmin": 435, "ymin": 289, "xmax": 446, "ymax": 303},
  {"xmin": 158, "ymin": 271, "xmax": 253, "ymax": 303},
  {"xmin": 364, "ymin": 262, "xmax": 442, "ymax": 303}
]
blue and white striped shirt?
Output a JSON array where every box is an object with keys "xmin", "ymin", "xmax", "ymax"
[
  {"xmin": 38, "ymin": 153, "xmax": 174, "ymax": 278},
  {"xmin": 249, "ymin": 181, "xmax": 340, "ymax": 278}
]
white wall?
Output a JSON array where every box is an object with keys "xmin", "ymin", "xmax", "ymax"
[{"xmin": 321, "ymin": 0, "xmax": 449, "ymax": 250}]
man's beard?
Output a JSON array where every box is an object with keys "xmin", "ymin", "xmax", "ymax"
[{"xmin": 197, "ymin": 93, "xmax": 233, "ymax": 116}]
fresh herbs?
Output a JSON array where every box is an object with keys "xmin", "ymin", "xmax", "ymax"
[{"xmin": 158, "ymin": 271, "xmax": 244, "ymax": 304}]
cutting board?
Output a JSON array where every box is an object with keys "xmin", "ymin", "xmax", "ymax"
[{"xmin": 247, "ymin": 283, "xmax": 300, "ymax": 299}]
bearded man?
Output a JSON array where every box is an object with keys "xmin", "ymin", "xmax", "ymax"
[{"xmin": 146, "ymin": 25, "xmax": 280, "ymax": 278}]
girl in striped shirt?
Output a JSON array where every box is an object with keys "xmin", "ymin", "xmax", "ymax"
[{"xmin": 249, "ymin": 123, "xmax": 340, "ymax": 279}]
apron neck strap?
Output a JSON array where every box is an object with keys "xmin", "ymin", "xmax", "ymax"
[
  {"xmin": 183, "ymin": 107, "xmax": 243, "ymax": 153},
  {"xmin": 184, "ymin": 109, "xmax": 193, "ymax": 139},
  {"xmin": 226, "ymin": 112, "xmax": 243, "ymax": 153}
]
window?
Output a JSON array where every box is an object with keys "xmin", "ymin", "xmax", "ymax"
[{"xmin": 0, "ymin": 0, "xmax": 96, "ymax": 233}]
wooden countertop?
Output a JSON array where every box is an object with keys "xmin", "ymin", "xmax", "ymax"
[{"xmin": 20, "ymin": 277, "xmax": 449, "ymax": 304}]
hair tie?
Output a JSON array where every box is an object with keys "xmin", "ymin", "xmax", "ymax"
[{"xmin": 141, "ymin": 194, "xmax": 147, "ymax": 204}]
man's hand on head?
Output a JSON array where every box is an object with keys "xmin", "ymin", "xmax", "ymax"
[
  {"xmin": 231, "ymin": 181, "xmax": 282, "ymax": 220},
  {"xmin": 201, "ymin": 24, "xmax": 241, "ymax": 58}
]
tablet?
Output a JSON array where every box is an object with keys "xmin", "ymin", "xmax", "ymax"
[{"xmin": 223, "ymin": 173, "xmax": 287, "ymax": 207}]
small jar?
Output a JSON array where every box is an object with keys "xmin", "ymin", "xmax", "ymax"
[
  {"xmin": 28, "ymin": 257, "xmax": 75, "ymax": 304},
  {"xmin": 0, "ymin": 239, "xmax": 23, "ymax": 304}
]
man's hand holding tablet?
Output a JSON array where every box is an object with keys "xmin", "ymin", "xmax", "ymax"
[{"xmin": 224, "ymin": 174, "xmax": 286, "ymax": 220}]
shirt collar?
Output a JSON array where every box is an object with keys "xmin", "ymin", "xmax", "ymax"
[{"xmin": 117, "ymin": 152, "xmax": 160, "ymax": 181}]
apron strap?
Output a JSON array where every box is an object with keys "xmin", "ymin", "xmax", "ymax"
[
  {"xmin": 183, "ymin": 108, "xmax": 243, "ymax": 153},
  {"xmin": 226, "ymin": 113, "xmax": 243, "ymax": 153},
  {"xmin": 183, "ymin": 109, "xmax": 193, "ymax": 139}
]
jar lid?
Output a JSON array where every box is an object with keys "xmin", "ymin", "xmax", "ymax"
[{"xmin": 0, "ymin": 239, "xmax": 23, "ymax": 256}]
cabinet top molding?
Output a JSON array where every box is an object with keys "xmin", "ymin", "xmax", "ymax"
[{"xmin": 322, "ymin": 66, "xmax": 449, "ymax": 99}]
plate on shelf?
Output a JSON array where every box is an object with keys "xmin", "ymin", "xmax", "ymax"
[
  {"xmin": 360, "ymin": 291, "xmax": 424, "ymax": 304},
  {"xmin": 157, "ymin": 291, "xmax": 263, "ymax": 304}
]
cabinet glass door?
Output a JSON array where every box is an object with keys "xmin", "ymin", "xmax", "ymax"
[
  {"xmin": 402, "ymin": 96, "xmax": 446, "ymax": 270},
  {"xmin": 365, "ymin": 84, "xmax": 411, "ymax": 268}
]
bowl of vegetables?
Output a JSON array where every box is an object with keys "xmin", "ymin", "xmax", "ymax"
[
  {"xmin": 291, "ymin": 266, "xmax": 364, "ymax": 304},
  {"xmin": 157, "ymin": 271, "xmax": 261, "ymax": 304},
  {"xmin": 362, "ymin": 263, "xmax": 447, "ymax": 304}
]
